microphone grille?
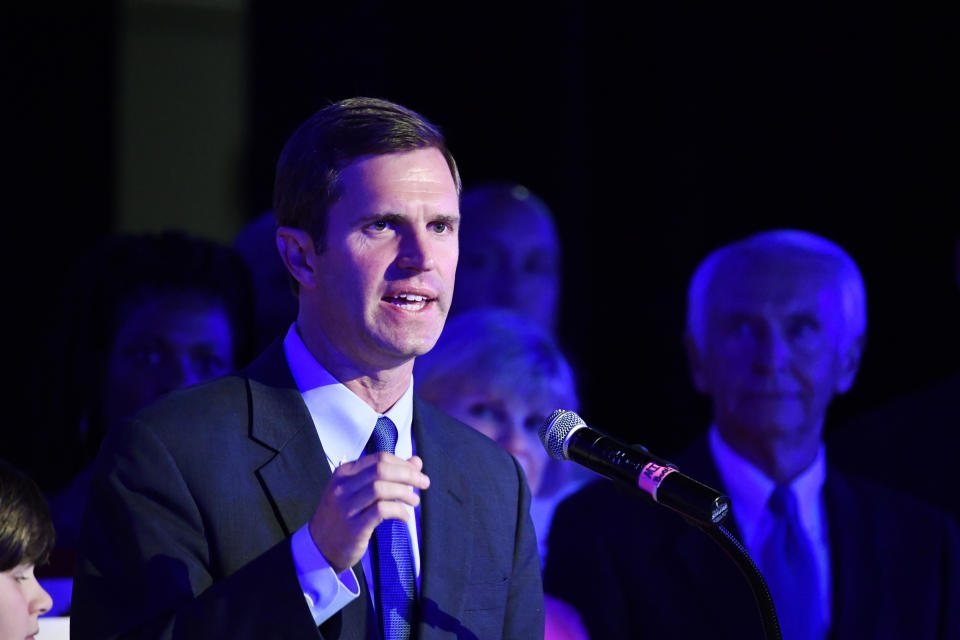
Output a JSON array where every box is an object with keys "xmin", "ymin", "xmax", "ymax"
[{"xmin": 539, "ymin": 409, "xmax": 585, "ymax": 461}]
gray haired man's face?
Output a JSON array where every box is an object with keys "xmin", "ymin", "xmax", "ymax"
[{"xmin": 693, "ymin": 256, "xmax": 854, "ymax": 448}]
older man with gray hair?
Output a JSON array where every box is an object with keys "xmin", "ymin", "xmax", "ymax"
[{"xmin": 545, "ymin": 229, "xmax": 960, "ymax": 640}]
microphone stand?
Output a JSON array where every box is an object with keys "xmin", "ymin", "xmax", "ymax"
[
  {"xmin": 694, "ymin": 520, "xmax": 782, "ymax": 640},
  {"xmin": 540, "ymin": 413, "xmax": 783, "ymax": 638}
]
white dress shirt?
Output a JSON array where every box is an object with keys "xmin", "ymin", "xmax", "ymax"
[
  {"xmin": 283, "ymin": 324, "xmax": 421, "ymax": 626},
  {"xmin": 708, "ymin": 425, "xmax": 832, "ymax": 631}
]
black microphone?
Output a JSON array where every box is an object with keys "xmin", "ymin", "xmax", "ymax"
[{"xmin": 540, "ymin": 409, "xmax": 730, "ymax": 526}]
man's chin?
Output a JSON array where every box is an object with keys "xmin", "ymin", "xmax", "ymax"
[
  {"xmin": 742, "ymin": 420, "xmax": 821, "ymax": 447},
  {"xmin": 371, "ymin": 333, "xmax": 444, "ymax": 366},
  {"xmin": 736, "ymin": 396, "xmax": 806, "ymax": 423},
  {"xmin": 373, "ymin": 309, "xmax": 447, "ymax": 354},
  {"xmin": 725, "ymin": 405, "xmax": 812, "ymax": 437}
]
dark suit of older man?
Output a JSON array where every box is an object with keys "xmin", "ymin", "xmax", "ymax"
[
  {"xmin": 547, "ymin": 229, "xmax": 960, "ymax": 640},
  {"xmin": 545, "ymin": 436, "xmax": 960, "ymax": 640},
  {"xmin": 73, "ymin": 341, "xmax": 542, "ymax": 639}
]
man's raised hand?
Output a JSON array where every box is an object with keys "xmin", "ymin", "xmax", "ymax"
[{"xmin": 309, "ymin": 453, "xmax": 430, "ymax": 573}]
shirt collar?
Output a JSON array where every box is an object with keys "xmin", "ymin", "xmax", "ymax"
[
  {"xmin": 708, "ymin": 424, "xmax": 827, "ymax": 547},
  {"xmin": 282, "ymin": 324, "xmax": 414, "ymax": 466}
]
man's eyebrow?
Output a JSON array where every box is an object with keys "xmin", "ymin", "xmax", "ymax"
[
  {"xmin": 432, "ymin": 213, "xmax": 460, "ymax": 224},
  {"xmin": 787, "ymin": 309, "xmax": 823, "ymax": 321},
  {"xmin": 358, "ymin": 212, "xmax": 460, "ymax": 225},
  {"xmin": 359, "ymin": 212, "xmax": 406, "ymax": 225}
]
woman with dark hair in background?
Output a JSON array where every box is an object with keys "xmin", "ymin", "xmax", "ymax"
[{"xmin": 39, "ymin": 231, "xmax": 256, "ymax": 613}]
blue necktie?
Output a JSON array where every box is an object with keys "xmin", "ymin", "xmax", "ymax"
[
  {"xmin": 367, "ymin": 417, "xmax": 416, "ymax": 640},
  {"xmin": 760, "ymin": 485, "xmax": 823, "ymax": 640}
]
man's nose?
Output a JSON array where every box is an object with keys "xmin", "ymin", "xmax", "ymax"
[
  {"xmin": 755, "ymin": 331, "xmax": 790, "ymax": 372},
  {"xmin": 396, "ymin": 228, "xmax": 436, "ymax": 272}
]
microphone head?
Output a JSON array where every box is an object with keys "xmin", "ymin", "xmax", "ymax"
[{"xmin": 539, "ymin": 409, "xmax": 585, "ymax": 461}]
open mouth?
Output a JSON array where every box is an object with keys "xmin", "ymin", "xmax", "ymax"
[{"xmin": 383, "ymin": 293, "xmax": 432, "ymax": 311}]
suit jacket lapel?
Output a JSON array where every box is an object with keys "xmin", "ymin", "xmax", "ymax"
[
  {"xmin": 246, "ymin": 340, "xmax": 331, "ymax": 537},
  {"xmin": 244, "ymin": 340, "xmax": 377, "ymax": 640},
  {"xmin": 822, "ymin": 469, "xmax": 871, "ymax": 640},
  {"xmin": 413, "ymin": 398, "xmax": 471, "ymax": 639}
]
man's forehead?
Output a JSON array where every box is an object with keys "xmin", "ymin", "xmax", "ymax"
[
  {"xmin": 707, "ymin": 252, "xmax": 842, "ymax": 315},
  {"xmin": 331, "ymin": 148, "xmax": 460, "ymax": 220},
  {"xmin": 342, "ymin": 148, "xmax": 457, "ymax": 189}
]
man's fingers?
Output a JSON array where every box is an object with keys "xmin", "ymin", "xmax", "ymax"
[
  {"xmin": 335, "ymin": 453, "xmax": 430, "ymax": 492},
  {"xmin": 354, "ymin": 499, "xmax": 417, "ymax": 540},
  {"xmin": 334, "ymin": 475, "xmax": 423, "ymax": 519},
  {"xmin": 310, "ymin": 452, "xmax": 428, "ymax": 573},
  {"xmin": 361, "ymin": 479, "xmax": 421, "ymax": 508},
  {"xmin": 407, "ymin": 455, "xmax": 426, "ymax": 476},
  {"xmin": 333, "ymin": 452, "xmax": 398, "ymax": 476},
  {"xmin": 334, "ymin": 453, "xmax": 428, "ymax": 488}
]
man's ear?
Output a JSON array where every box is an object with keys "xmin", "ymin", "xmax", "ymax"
[
  {"xmin": 276, "ymin": 226, "xmax": 319, "ymax": 290},
  {"xmin": 834, "ymin": 332, "xmax": 865, "ymax": 394},
  {"xmin": 684, "ymin": 331, "xmax": 710, "ymax": 394}
]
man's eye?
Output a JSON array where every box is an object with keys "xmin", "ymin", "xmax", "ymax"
[
  {"xmin": 430, "ymin": 221, "xmax": 448, "ymax": 233},
  {"xmin": 788, "ymin": 318, "xmax": 821, "ymax": 343},
  {"xmin": 369, "ymin": 221, "xmax": 389, "ymax": 231}
]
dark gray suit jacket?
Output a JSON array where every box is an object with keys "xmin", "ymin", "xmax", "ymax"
[
  {"xmin": 544, "ymin": 436, "xmax": 960, "ymax": 639},
  {"xmin": 72, "ymin": 342, "xmax": 543, "ymax": 639}
]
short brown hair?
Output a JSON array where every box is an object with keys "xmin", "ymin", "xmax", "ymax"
[
  {"xmin": 273, "ymin": 97, "xmax": 461, "ymax": 251},
  {"xmin": 0, "ymin": 460, "xmax": 55, "ymax": 571}
]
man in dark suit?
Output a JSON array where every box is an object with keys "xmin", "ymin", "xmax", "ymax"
[
  {"xmin": 544, "ymin": 230, "xmax": 960, "ymax": 639},
  {"xmin": 72, "ymin": 98, "xmax": 543, "ymax": 639}
]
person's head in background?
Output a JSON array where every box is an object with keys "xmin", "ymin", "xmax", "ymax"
[
  {"xmin": 452, "ymin": 183, "xmax": 560, "ymax": 335},
  {"xmin": 1, "ymin": 460, "xmax": 54, "ymax": 638},
  {"xmin": 415, "ymin": 309, "xmax": 577, "ymax": 496},
  {"xmin": 60, "ymin": 232, "xmax": 255, "ymax": 469},
  {"xmin": 233, "ymin": 211, "xmax": 299, "ymax": 351},
  {"xmin": 685, "ymin": 229, "xmax": 866, "ymax": 483}
]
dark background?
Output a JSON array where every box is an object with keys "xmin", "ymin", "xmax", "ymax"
[{"xmin": 5, "ymin": 4, "xmax": 958, "ymax": 480}]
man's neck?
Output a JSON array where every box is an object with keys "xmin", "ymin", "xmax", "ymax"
[
  {"xmin": 340, "ymin": 371, "xmax": 412, "ymax": 414},
  {"xmin": 295, "ymin": 324, "xmax": 413, "ymax": 414},
  {"xmin": 716, "ymin": 422, "xmax": 822, "ymax": 485}
]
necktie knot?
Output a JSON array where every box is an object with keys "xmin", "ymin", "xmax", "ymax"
[
  {"xmin": 767, "ymin": 484, "xmax": 798, "ymax": 519},
  {"xmin": 370, "ymin": 416, "xmax": 399, "ymax": 455}
]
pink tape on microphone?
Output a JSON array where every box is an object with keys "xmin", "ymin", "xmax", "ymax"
[{"xmin": 637, "ymin": 462, "xmax": 677, "ymax": 502}]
